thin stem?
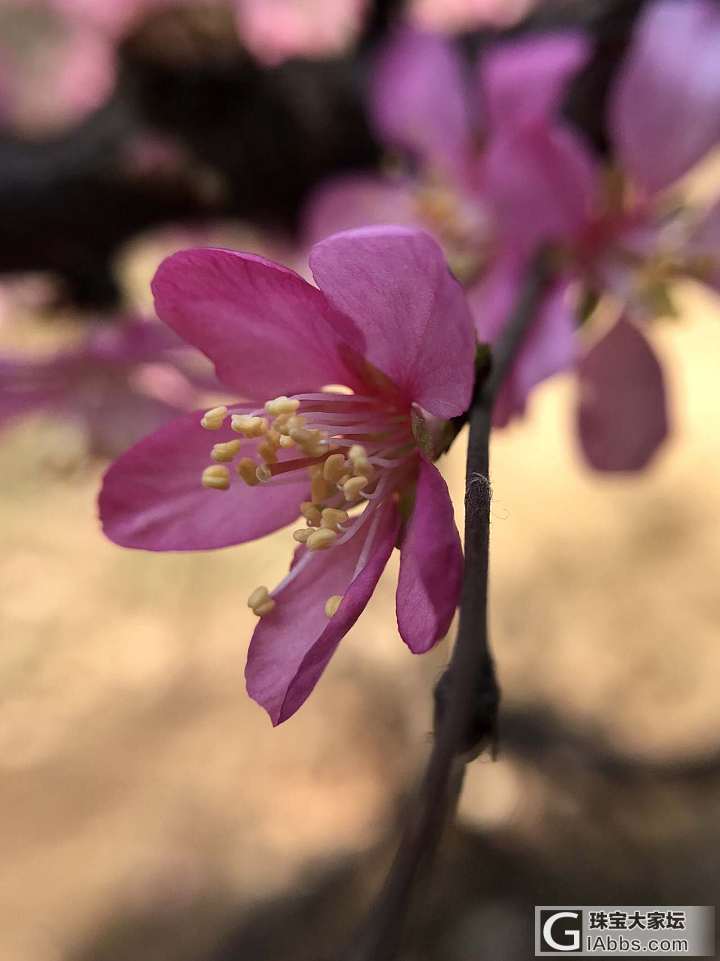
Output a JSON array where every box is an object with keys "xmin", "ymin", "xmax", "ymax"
[{"xmin": 341, "ymin": 253, "xmax": 553, "ymax": 961}]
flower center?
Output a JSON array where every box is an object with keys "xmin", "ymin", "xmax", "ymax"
[
  {"xmin": 413, "ymin": 178, "xmax": 489, "ymax": 284},
  {"xmin": 198, "ymin": 391, "xmax": 416, "ymax": 619}
]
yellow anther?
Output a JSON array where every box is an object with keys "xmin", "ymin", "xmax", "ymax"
[
  {"xmin": 348, "ymin": 444, "xmax": 374, "ymax": 479},
  {"xmin": 231, "ymin": 414, "xmax": 267, "ymax": 437},
  {"xmin": 236, "ymin": 457, "xmax": 260, "ymax": 486},
  {"xmin": 342, "ymin": 475, "xmax": 369, "ymax": 500},
  {"xmin": 292, "ymin": 528, "xmax": 313, "ymax": 543},
  {"xmin": 338, "ymin": 474, "xmax": 351, "ymax": 487},
  {"xmin": 307, "ymin": 528, "xmax": 337, "ymax": 551},
  {"xmin": 256, "ymin": 464, "xmax": 273, "ymax": 483},
  {"xmin": 348, "ymin": 444, "xmax": 367, "ymax": 462},
  {"xmin": 301, "ymin": 501, "xmax": 322, "ymax": 526},
  {"xmin": 248, "ymin": 586, "xmax": 275, "ymax": 617},
  {"xmin": 321, "ymin": 508, "xmax": 348, "ymax": 531},
  {"xmin": 211, "ymin": 440, "xmax": 242, "ymax": 462},
  {"xmin": 311, "ymin": 472, "xmax": 331, "ymax": 504},
  {"xmin": 290, "ymin": 427, "xmax": 326, "ymax": 455},
  {"xmin": 324, "ymin": 595, "xmax": 343, "ymax": 617},
  {"xmin": 287, "ymin": 414, "xmax": 306, "ymax": 432},
  {"xmin": 201, "ymin": 464, "xmax": 230, "ymax": 490},
  {"xmin": 200, "ymin": 406, "xmax": 228, "ymax": 430},
  {"xmin": 323, "ymin": 453, "xmax": 347, "ymax": 483},
  {"xmin": 253, "ymin": 600, "xmax": 275, "ymax": 617},
  {"xmin": 279, "ymin": 434, "xmax": 295, "ymax": 448},
  {"xmin": 272, "ymin": 413, "xmax": 291, "ymax": 433},
  {"xmin": 265, "ymin": 396, "xmax": 300, "ymax": 417},
  {"xmin": 257, "ymin": 439, "xmax": 278, "ymax": 464}
]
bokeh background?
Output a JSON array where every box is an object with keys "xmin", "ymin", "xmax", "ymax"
[{"xmin": 1, "ymin": 2, "xmax": 719, "ymax": 959}]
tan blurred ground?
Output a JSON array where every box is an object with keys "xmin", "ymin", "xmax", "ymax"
[{"xmin": 0, "ymin": 281, "xmax": 718, "ymax": 961}]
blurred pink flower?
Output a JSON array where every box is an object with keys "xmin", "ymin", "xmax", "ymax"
[
  {"xmin": 410, "ymin": 0, "xmax": 536, "ymax": 33},
  {"xmin": 305, "ymin": 27, "xmax": 588, "ymax": 426},
  {"xmin": 233, "ymin": 0, "xmax": 369, "ymax": 64},
  {"xmin": 308, "ymin": 2, "xmax": 720, "ymax": 471},
  {"xmin": 0, "ymin": 319, "xmax": 211, "ymax": 458},
  {"xmin": 100, "ymin": 227, "xmax": 474, "ymax": 724}
]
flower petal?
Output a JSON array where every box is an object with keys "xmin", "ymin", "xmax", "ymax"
[
  {"xmin": 480, "ymin": 32, "xmax": 589, "ymax": 133},
  {"xmin": 577, "ymin": 317, "xmax": 669, "ymax": 471},
  {"xmin": 396, "ymin": 459, "xmax": 462, "ymax": 653},
  {"xmin": 246, "ymin": 499, "xmax": 400, "ymax": 725},
  {"xmin": 495, "ymin": 278, "xmax": 577, "ymax": 427},
  {"xmin": 370, "ymin": 27, "xmax": 472, "ymax": 177},
  {"xmin": 484, "ymin": 123, "xmax": 598, "ymax": 247},
  {"xmin": 609, "ymin": 0, "xmax": 720, "ymax": 194},
  {"xmin": 152, "ymin": 248, "xmax": 363, "ymax": 399},
  {"xmin": 302, "ymin": 175, "xmax": 422, "ymax": 246},
  {"xmin": 468, "ymin": 249, "xmax": 525, "ymax": 344},
  {"xmin": 99, "ymin": 410, "xmax": 308, "ymax": 550},
  {"xmin": 309, "ymin": 227, "xmax": 475, "ymax": 418}
]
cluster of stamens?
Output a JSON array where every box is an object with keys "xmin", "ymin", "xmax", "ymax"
[{"xmin": 198, "ymin": 392, "xmax": 413, "ymax": 622}]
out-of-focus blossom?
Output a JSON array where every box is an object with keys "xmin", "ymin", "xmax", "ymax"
[
  {"xmin": 305, "ymin": 27, "xmax": 587, "ymax": 424},
  {"xmin": 308, "ymin": 1, "xmax": 720, "ymax": 471},
  {"xmin": 233, "ymin": 0, "xmax": 369, "ymax": 64},
  {"xmin": 0, "ymin": 319, "xmax": 214, "ymax": 458},
  {"xmin": 100, "ymin": 227, "xmax": 474, "ymax": 724},
  {"xmin": 410, "ymin": 0, "xmax": 536, "ymax": 33},
  {"xmin": 0, "ymin": 2, "xmax": 116, "ymax": 135}
]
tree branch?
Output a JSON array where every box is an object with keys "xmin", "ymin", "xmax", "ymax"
[{"xmin": 341, "ymin": 252, "xmax": 553, "ymax": 961}]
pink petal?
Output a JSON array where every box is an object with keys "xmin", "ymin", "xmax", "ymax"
[
  {"xmin": 480, "ymin": 32, "xmax": 589, "ymax": 133},
  {"xmin": 396, "ymin": 459, "xmax": 462, "ymax": 653},
  {"xmin": 99, "ymin": 410, "xmax": 308, "ymax": 550},
  {"xmin": 577, "ymin": 316, "xmax": 669, "ymax": 471},
  {"xmin": 609, "ymin": 0, "xmax": 720, "ymax": 195},
  {"xmin": 233, "ymin": 0, "xmax": 368, "ymax": 65},
  {"xmin": 309, "ymin": 227, "xmax": 475, "ymax": 418},
  {"xmin": 84, "ymin": 390, "xmax": 186, "ymax": 460},
  {"xmin": 370, "ymin": 27, "xmax": 472, "ymax": 178},
  {"xmin": 484, "ymin": 123, "xmax": 598, "ymax": 247},
  {"xmin": 468, "ymin": 250, "xmax": 525, "ymax": 344},
  {"xmin": 246, "ymin": 499, "xmax": 400, "ymax": 725},
  {"xmin": 151, "ymin": 248, "xmax": 363, "ymax": 399},
  {"xmin": 302, "ymin": 175, "xmax": 421, "ymax": 246},
  {"xmin": 489, "ymin": 277, "xmax": 577, "ymax": 427}
]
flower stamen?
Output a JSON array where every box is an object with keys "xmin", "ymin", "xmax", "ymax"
[
  {"xmin": 201, "ymin": 406, "xmax": 228, "ymax": 430},
  {"xmin": 248, "ymin": 585, "xmax": 275, "ymax": 617},
  {"xmin": 201, "ymin": 464, "xmax": 230, "ymax": 490}
]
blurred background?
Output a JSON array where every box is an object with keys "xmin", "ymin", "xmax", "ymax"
[{"xmin": 1, "ymin": 1, "xmax": 719, "ymax": 959}]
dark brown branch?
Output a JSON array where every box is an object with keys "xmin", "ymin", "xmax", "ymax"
[{"xmin": 342, "ymin": 253, "xmax": 553, "ymax": 961}]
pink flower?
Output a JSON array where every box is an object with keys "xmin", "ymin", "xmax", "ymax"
[
  {"xmin": 304, "ymin": 27, "xmax": 588, "ymax": 425},
  {"xmin": 307, "ymin": 3, "xmax": 720, "ymax": 471},
  {"xmin": 233, "ymin": 0, "xmax": 369, "ymax": 65},
  {"xmin": 0, "ymin": 319, "xmax": 207, "ymax": 457},
  {"xmin": 0, "ymin": 2, "xmax": 116, "ymax": 134},
  {"xmin": 100, "ymin": 228, "xmax": 474, "ymax": 724},
  {"xmin": 409, "ymin": 0, "xmax": 536, "ymax": 33}
]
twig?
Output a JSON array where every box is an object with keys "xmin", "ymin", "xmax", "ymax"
[{"xmin": 342, "ymin": 253, "xmax": 553, "ymax": 961}]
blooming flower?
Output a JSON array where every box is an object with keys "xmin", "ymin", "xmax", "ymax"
[
  {"xmin": 304, "ymin": 27, "xmax": 590, "ymax": 427},
  {"xmin": 0, "ymin": 318, "xmax": 208, "ymax": 458},
  {"xmin": 307, "ymin": 1, "xmax": 720, "ymax": 472},
  {"xmin": 233, "ymin": 0, "xmax": 369, "ymax": 64},
  {"xmin": 100, "ymin": 227, "xmax": 474, "ymax": 724}
]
